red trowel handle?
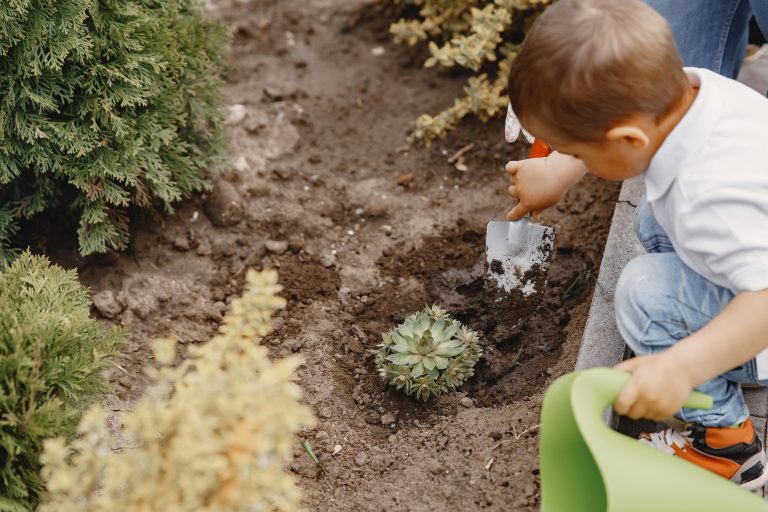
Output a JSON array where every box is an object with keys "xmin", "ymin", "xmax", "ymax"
[{"xmin": 529, "ymin": 139, "xmax": 552, "ymax": 159}]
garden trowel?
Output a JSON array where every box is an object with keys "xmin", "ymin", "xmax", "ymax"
[{"xmin": 486, "ymin": 139, "xmax": 554, "ymax": 296}]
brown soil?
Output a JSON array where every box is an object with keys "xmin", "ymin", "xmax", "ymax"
[{"xmin": 34, "ymin": 0, "xmax": 621, "ymax": 510}]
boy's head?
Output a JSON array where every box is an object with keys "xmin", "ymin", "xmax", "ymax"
[{"xmin": 507, "ymin": 0, "xmax": 691, "ymax": 179}]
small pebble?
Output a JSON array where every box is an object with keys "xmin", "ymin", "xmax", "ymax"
[
  {"xmin": 173, "ymin": 235, "xmax": 190, "ymax": 251},
  {"xmin": 371, "ymin": 46, "xmax": 385, "ymax": 56},
  {"xmin": 320, "ymin": 253, "xmax": 336, "ymax": 268},
  {"xmin": 233, "ymin": 155, "xmax": 249, "ymax": 172},
  {"xmin": 381, "ymin": 413, "xmax": 396, "ymax": 425},
  {"xmin": 460, "ymin": 397, "xmax": 474, "ymax": 408},
  {"xmin": 332, "ymin": 444, "xmax": 342, "ymax": 456},
  {"xmin": 92, "ymin": 290, "xmax": 122, "ymax": 319},
  {"xmin": 265, "ymin": 240, "xmax": 288, "ymax": 254},
  {"xmin": 225, "ymin": 104, "xmax": 247, "ymax": 125},
  {"xmin": 354, "ymin": 452, "xmax": 368, "ymax": 466}
]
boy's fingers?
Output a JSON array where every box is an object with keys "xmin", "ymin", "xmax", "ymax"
[
  {"xmin": 613, "ymin": 380, "xmax": 638, "ymax": 416},
  {"xmin": 506, "ymin": 202, "xmax": 529, "ymax": 221},
  {"xmin": 505, "ymin": 161, "xmax": 520, "ymax": 175},
  {"xmin": 507, "ymin": 185, "xmax": 518, "ymax": 198},
  {"xmin": 626, "ymin": 402, "xmax": 648, "ymax": 421}
]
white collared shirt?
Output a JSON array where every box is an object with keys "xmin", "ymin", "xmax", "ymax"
[
  {"xmin": 646, "ymin": 67, "xmax": 768, "ymax": 293},
  {"xmin": 645, "ymin": 68, "xmax": 768, "ymax": 377}
]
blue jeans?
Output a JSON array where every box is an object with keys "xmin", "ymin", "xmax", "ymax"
[
  {"xmin": 646, "ymin": 0, "xmax": 768, "ymax": 78},
  {"xmin": 614, "ymin": 201, "xmax": 765, "ymax": 427}
]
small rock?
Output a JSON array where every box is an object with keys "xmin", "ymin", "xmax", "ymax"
[
  {"xmin": 203, "ymin": 181, "xmax": 244, "ymax": 227},
  {"xmin": 265, "ymin": 240, "xmax": 288, "ymax": 255},
  {"xmin": 396, "ymin": 173, "xmax": 414, "ymax": 187},
  {"xmin": 92, "ymin": 290, "xmax": 122, "ymax": 319},
  {"xmin": 173, "ymin": 235, "xmax": 190, "ymax": 251},
  {"xmin": 320, "ymin": 253, "xmax": 336, "ymax": 268},
  {"xmin": 460, "ymin": 397, "xmax": 474, "ymax": 408},
  {"xmin": 263, "ymin": 83, "xmax": 302, "ymax": 102},
  {"xmin": 381, "ymin": 413, "xmax": 396, "ymax": 426},
  {"xmin": 354, "ymin": 452, "xmax": 368, "ymax": 466},
  {"xmin": 332, "ymin": 444, "xmax": 342, "ymax": 456},
  {"xmin": 426, "ymin": 458, "xmax": 443, "ymax": 475},
  {"xmin": 380, "ymin": 224, "xmax": 393, "ymax": 235},
  {"xmin": 225, "ymin": 104, "xmax": 247, "ymax": 126},
  {"xmin": 288, "ymin": 237, "xmax": 304, "ymax": 252},
  {"xmin": 364, "ymin": 196, "xmax": 389, "ymax": 217},
  {"xmin": 125, "ymin": 294, "xmax": 157, "ymax": 320},
  {"xmin": 233, "ymin": 155, "xmax": 249, "ymax": 173},
  {"xmin": 371, "ymin": 46, "xmax": 385, "ymax": 56}
]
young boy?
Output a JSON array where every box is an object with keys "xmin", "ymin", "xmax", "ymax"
[{"xmin": 505, "ymin": 0, "xmax": 768, "ymax": 489}]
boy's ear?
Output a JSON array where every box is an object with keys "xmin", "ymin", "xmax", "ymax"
[{"xmin": 605, "ymin": 125, "xmax": 650, "ymax": 149}]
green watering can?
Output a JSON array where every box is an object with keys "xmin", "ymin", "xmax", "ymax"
[{"xmin": 540, "ymin": 368, "xmax": 768, "ymax": 511}]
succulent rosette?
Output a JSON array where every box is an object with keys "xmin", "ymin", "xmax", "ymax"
[{"xmin": 376, "ymin": 305, "xmax": 482, "ymax": 401}]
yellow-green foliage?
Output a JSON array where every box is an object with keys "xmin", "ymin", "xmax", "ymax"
[
  {"xmin": 390, "ymin": 0, "xmax": 551, "ymax": 144},
  {"xmin": 40, "ymin": 270, "xmax": 315, "ymax": 512}
]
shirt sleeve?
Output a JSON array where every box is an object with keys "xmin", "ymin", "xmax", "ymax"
[{"xmin": 676, "ymin": 184, "xmax": 768, "ymax": 293}]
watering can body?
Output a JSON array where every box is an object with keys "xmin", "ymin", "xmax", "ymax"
[{"xmin": 540, "ymin": 368, "xmax": 768, "ymax": 511}]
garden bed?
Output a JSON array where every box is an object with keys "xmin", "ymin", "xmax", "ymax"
[{"xmin": 36, "ymin": 0, "xmax": 620, "ymax": 509}]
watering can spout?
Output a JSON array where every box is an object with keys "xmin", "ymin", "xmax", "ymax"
[{"xmin": 540, "ymin": 368, "xmax": 768, "ymax": 512}]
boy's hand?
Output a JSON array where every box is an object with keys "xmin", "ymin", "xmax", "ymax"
[
  {"xmin": 613, "ymin": 352, "xmax": 694, "ymax": 421},
  {"xmin": 505, "ymin": 152, "xmax": 588, "ymax": 221}
]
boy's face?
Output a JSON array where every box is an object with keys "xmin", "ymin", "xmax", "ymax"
[{"xmin": 525, "ymin": 118, "xmax": 651, "ymax": 181}]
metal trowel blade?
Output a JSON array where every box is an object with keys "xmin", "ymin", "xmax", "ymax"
[{"xmin": 485, "ymin": 219, "xmax": 555, "ymax": 295}]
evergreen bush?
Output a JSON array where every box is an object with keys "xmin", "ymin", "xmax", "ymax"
[
  {"xmin": 0, "ymin": 0, "xmax": 228, "ymax": 262},
  {"xmin": 0, "ymin": 252, "xmax": 124, "ymax": 511},
  {"xmin": 389, "ymin": 0, "xmax": 551, "ymax": 144},
  {"xmin": 41, "ymin": 270, "xmax": 316, "ymax": 512}
]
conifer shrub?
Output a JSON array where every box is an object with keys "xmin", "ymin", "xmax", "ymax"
[
  {"xmin": 0, "ymin": 252, "xmax": 124, "ymax": 511},
  {"xmin": 41, "ymin": 270, "xmax": 316, "ymax": 512},
  {"xmin": 389, "ymin": 0, "xmax": 551, "ymax": 144},
  {"xmin": 0, "ymin": 0, "xmax": 228, "ymax": 262}
]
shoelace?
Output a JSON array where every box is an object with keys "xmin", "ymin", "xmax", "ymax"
[{"xmin": 639, "ymin": 427, "xmax": 693, "ymax": 455}]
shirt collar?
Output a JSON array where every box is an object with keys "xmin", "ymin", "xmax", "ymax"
[{"xmin": 644, "ymin": 68, "xmax": 723, "ymax": 202}]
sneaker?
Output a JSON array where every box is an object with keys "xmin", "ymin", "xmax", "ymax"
[{"xmin": 639, "ymin": 418, "xmax": 768, "ymax": 491}]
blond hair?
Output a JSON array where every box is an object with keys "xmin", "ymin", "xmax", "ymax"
[{"xmin": 508, "ymin": 0, "xmax": 689, "ymax": 141}]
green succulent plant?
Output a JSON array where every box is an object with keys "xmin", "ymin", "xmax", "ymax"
[{"xmin": 376, "ymin": 305, "xmax": 482, "ymax": 401}]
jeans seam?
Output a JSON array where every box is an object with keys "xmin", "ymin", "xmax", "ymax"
[{"xmin": 715, "ymin": 0, "xmax": 742, "ymax": 72}]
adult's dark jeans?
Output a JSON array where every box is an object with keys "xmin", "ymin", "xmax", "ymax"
[{"xmin": 646, "ymin": 0, "xmax": 768, "ymax": 78}]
